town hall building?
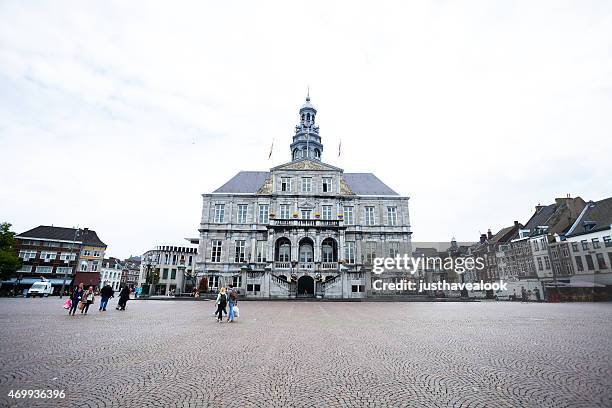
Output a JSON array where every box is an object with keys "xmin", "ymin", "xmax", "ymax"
[{"xmin": 196, "ymin": 95, "xmax": 412, "ymax": 299}]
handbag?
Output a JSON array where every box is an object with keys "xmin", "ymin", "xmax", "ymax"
[
  {"xmin": 63, "ymin": 299, "xmax": 72, "ymax": 309},
  {"xmin": 233, "ymin": 305, "xmax": 239, "ymax": 318},
  {"xmin": 78, "ymin": 302, "xmax": 85, "ymax": 310}
]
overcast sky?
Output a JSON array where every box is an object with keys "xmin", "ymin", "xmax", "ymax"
[{"xmin": 1, "ymin": 1, "xmax": 611, "ymax": 258}]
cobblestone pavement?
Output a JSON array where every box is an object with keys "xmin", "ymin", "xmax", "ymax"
[{"xmin": 0, "ymin": 298, "xmax": 611, "ymax": 408}]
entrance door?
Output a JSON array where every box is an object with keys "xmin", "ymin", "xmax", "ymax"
[{"xmin": 297, "ymin": 276, "xmax": 314, "ymax": 296}]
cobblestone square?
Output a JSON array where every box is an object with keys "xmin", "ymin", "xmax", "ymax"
[{"xmin": 0, "ymin": 298, "xmax": 611, "ymax": 407}]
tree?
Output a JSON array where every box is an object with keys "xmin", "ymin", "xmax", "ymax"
[{"xmin": 0, "ymin": 223, "xmax": 22, "ymax": 281}]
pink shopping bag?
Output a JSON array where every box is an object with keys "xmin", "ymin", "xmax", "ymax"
[{"xmin": 63, "ymin": 299, "xmax": 72, "ymax": 309}]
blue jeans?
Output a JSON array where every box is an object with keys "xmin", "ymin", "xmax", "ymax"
[
  {"xmin": 228, "ymin": 300, "xmax": 235, "ymax": 321},
  {"xmin": 99, "ymin": 297, "xmax": 109, "ymax": 310}
]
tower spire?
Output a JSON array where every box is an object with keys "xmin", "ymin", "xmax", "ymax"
[{"xmin": 290, "ymin": 93, "xmax": 323, "ymax": 161}]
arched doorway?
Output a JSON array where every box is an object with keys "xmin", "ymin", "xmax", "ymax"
[{"xmin": 297, "ymin": 275, "xmax": 314, "ymax": 296}]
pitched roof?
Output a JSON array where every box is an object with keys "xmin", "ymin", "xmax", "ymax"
[
  {"xmin": 523, "ymin": 204, "xmax": 557, "ymax": 231},
  {"xmin": 212, "ymin": 170, "xmax": 400, "ymax": 196},
  {"xmin": 567, "ymin": 197, "xmax": 612, "ymax": 237},
  {"xmin": 212, "ymin": 171, "xmax": 270, "ymax": 194},
  {"xmin": 342, "ymin": 173, "xmax": 398, "ymax": 196},
  {"xmin": 490, "ymin": 225, "xmax": 521, "ymax": 244},
  {"xmin": 16, "ymin": 226, "xmax": 106, "ymax": 247}
]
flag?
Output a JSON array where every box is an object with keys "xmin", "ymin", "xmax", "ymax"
[
  {"xmin": 338, "ymin": 140, "xmax": 342, "ymax": 157},
  {"xmin": 268, "ymin": 139, "xmax": 274, "ymax": 159}
]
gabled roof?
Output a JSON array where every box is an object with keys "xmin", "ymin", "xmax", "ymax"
[
  {"xmin": 523, "ymin": 204, "xmax": 556, "ymax": 231},
  {"xmin": 343, "ymin": 173, "xmax": 398, "ymax": 196},
  {"xmin": 16, "ymin": 226, "xmax": 106, "ymax": 247},
  {"xmin": 567, "ymin": 197, "xmax": 612, "ymax": 237},
  {"xmin": 490, "ymin": 224, "xmax": 521, "ymax": 244},
  {"xmin": 271, "ymin": 158, "xmax": 343, "ymax": 172},
  {"xmin": 212, "ymin": 171, "xmax": 270, "ymax": 194}
]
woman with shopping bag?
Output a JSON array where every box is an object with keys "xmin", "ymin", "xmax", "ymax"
[{"xmin": 68, "ymin": 283, "xmax": 84, "ymax": 316}]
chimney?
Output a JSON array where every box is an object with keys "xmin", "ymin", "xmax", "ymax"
[
  {"xmin": 535, "ymin": 203, "xmax": 545, "ymax": 212},
  {"xmin": 514, "ymin": 220, "xmax": 520, "ymax": 228},
  {"xmin": 487, "ymin": 229, "xmax": 493, "ymax": 240},
  {"xmin": 480, "ymin": 233, "xmax": 487, "ymax": 243}
]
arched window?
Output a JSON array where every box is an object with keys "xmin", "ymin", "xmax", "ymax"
[
  {"xmin": 299, "ymin": 242, "xmax": 313, "ymax": 263},
  {"xmin": 321, "ymin": 238, "xmax": 337, "ymax": 263},
  {"xmin": 275, "ymin": 238, "xmax": 291, "ymax": 262},
  {"xmin": 314, "ymin": 149, "xmax": 320, "ymax": 158}
]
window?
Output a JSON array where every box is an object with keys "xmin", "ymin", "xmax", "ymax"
[
  {"xmin": 301, "ymin": 210, "xmax": 311, "ymax": 219},
  {"xmin": 365, "ymin": 242, "xmax": 377, "ymax": 264},
  {"xmin": 581, "ymin": 240, "xmax": 589, "ymax": 250},
  {"xmin": 93, "ymin": 250, "xmax": 100, "ymax": 257},
  {"xmin": 279, "ymin": 204, "xmax": 290, "ymax": 219},
  {"xmin": 280, "ymin": 177, "xmax": 291, "ymax": 192},
  {"xmin": 82, "ymin": 249, "xmax": 91, "ymax": 256},
  {"xmin": 343, "ymin": 206, "xmax": 354, "ymax": 225},
  {"xmin": 60, "ymin": 252, "xmax": 76, "ymax": 262},
  {"xmin": 172, "ymin": 255, "xmax": 177, "ymax": 265},
  {"xmin": 162, "ymin": 268, "xmax": 169, "ymax": 279},
  {"xmin": 544, "ymin": 256, "xmax": 551, "ymax": 269},
  {"xmin": 585, "ymin": 254, "xmax": 595, "ymax": 270},
  {"xmin": 214, "ymin": 204, "xmax": 225, "ymax": 223},
  {"xmin": 91, "ymin": 261, "xmax": 98, "ymax": 272},
  {"xmin": 322, "ymin": 177, "xmax": 332, "ymax": 193},
  {"xmin": 209, "ymin": 275, "xmax": 219, "ymax": 289},
  {"xmin": 211, "ymin": 240, "xmax": 222, "ymax": 263},
  {"xmin": 237, "ymin": 204, "xmax": 248, "ymax": 224},
  {"xmin": 188, "ymin": 255, "xmax": 193, "ymax": 266},
  {"xmin": 575, "ymin": 256, "xmax": 584, "ymax": 271},
  {"xmin": 345, "ymin": 242, "xmax": 355, "ymax": 264},
  {"xmin": 533, "ymin": 241, "xmax": 539, "ymax": 251},
  {"xmin": 388, "ymin": 242, "xmax": 400, "ymax": 258},
  {"xmin": 604, "ymin": 236, "xmax": 612, "ymax": 247},
  {"xmin": 365, "ymin": 207, "xmax": 375, "ymax": 226},
  {"xmin": 171, "ymin": 269, "xmax": 177, "ymax": 279},
  {"xmin": 41, "ymin": 251, "xmax": 57, "ymax": 261},
  {"xmin": 19, "ymin": 250, "xmax": 37, "ymax": 261},
  {"xmin": 301, "ymin": 177, "xmax": 312, "ymax": 193},
  {"xmin": 36, "ymin": 266, "xmax": 52, "ymax": 274},
  {"xmin": 80, "ymin": 261, "xmax": 88, "ymax": 271},
  {"xmin": 592, "ymin": 238, "xmax": 601, "ymax": 249},
  {"xmin": 322, "ymin": 205, "xmax": 333, "ymax": 220},
  {"xmin": 537, "ymin": 258, "xmax": 543, "ymax": 271},
  {"xmin": 352, "ymin": 285, "xmax": 364, "ymax": 293},
  {"xmin": 258, "ymin": 204, "xmax": 269, "ymax": 224},
  {"xmin": 256, "ymin": 241, "xmax": 267, "ymax": 263},
  {"xmin": 278, "ymin": 242, "xmax": 291, "ymax": 262},
  {"xmin": 235, "ymin": 240, "xmax": 246, "ymax": 263},
  {"xmin": 232, "ymin": 275, "xmax": 242, "ymax": 288},
  {"xmin": 247, "ymin": 284, "xmax": 261, "ymax": 293},
  {"xmin": 609, "ymin": 253, "xmax": 612, "ymax": 268},
  {"xmin": 387, "ymin": 207, "xmax": 398, "ymax": 226},
  {"xmin": 571, "ymin": 242, "xmax": 579, "ymax": 252},
  {"xmin": 17, "ymin": 265, "xmax": 33, "ymax": 273},
  {"xmin": 594, "ymin": 253, "xmax": 606, "ymax": 269},
  {"xmin": 56, "ymin": 267, "xmax": 71, "ymax": 275},
  {"xmin": 322, "ymin": 243, "xmax": 334, "ymax": 263}
]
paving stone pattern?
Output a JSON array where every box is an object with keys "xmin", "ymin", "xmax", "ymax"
[{"xmin": 0, "ymin": 298, "xmax": 610, "ymax": 407}]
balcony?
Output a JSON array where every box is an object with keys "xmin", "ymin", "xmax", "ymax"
[
  {"xmin": 299, "ymin": 262, "xmax": 314, "ymax": 270},
  {"xmin": 274, "ymin": 262, "xmax": 291, "ymax": 269},
  {"xmin": 270, "ymin": 219, "xmax": 342, "ymax": 228},
  {"xmin": 321, "ymin": 262, "xmax": 338, "ymax": 270}
]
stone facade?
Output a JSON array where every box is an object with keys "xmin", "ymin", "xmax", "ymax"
[{"xmin": 196, "ymin": 96, "xmax": 412, "ymax": 299}]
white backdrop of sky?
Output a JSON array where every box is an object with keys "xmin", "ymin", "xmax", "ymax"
[{"xmin": 1, "ymin": 0, "xmax": 611, "ymax": 258}]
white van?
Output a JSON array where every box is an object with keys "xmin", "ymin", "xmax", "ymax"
[{"xmin": 27, "ymin": 281, "xmax": 53, "ymax": 297}]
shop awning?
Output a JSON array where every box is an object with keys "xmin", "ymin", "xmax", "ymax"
[{"xmin": 2, "ymin": 277, "xmax": 73, "ymax": 286}]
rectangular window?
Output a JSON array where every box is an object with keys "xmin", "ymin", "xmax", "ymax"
[
  {"xmin": 162, "ymin": 268, "xmax": 169, "ymax": 279},
  {"xmin": 279, "ymin": 204, "xmax": 290, "ymax": 219},
  {"xmin": 60, "ymin": 252, "xmax": 76, "ymax": 262},
  {"xmin": 544, "ymin": 256, "xmax": 550, "ymax": 269},
  {"xmin": 237, "ymin": 204, "xmax": 248, "ymax": 224},
  {"xmin": 280, "ymin": 177, "xmax": 291, "ymax": 192},
  {"xmin": 585, "ymin": 254, "xmax": 595, "ymax": 270},
  {"xmin": 537, "ymin": 257, "xmax": 543, "ymax": 271},
  {"xmin": 604, "ymin": 236, "xmax": 612, "ymax": 247},
  {"xmin": 247, "ymin": 284, "xmax": 261, "ymax": 293},
  {"xmin": 571, "ymin": 242, "xmax": 579, "ymax": 252},
  {"xmin": 56, "ymin": 267, "xmax": 72, "ymax": 275},
  {"xmin": 41, "ymin": 251, "xmax": 57, "ymax": 261},
  {"xmin": 214, "ymin": 204, "xmax": 225, "ymax": 223},
  {"xmin": 345, "ymin": 242, "xmax": 355, "ymax": 264},
  {"xmin": 256, "ymin": 241, "xmax": 267, "ymax": 263},
  {"xmin": 533, "ymin": 241, "xmax": 539, "ymax": 251},
  {"xmin": 365, "ymin": 242, "xmax": 377, "ymax": 264},
  {"xmin": 171, "ymin": 269, "xmax": 177, "ymax": 279},
  {"xmin": 592, "ymin": 238, "xmax": 600, "ymax": 249},
  {"xmin": 17, "ymin": 265, "xmax": 33, "ymax": 273},
  {"xmin": 351, "ymin": 285, "xmax": 364, "ymax": 293},
  {"xmin": 387, "ymin": 207, "xmax": 398, "ymax": 226},
  {"xmin": 82, "ymin": 250, "xmax": 91, "ymax": 256},
  {"xmin": 595, "ymin": 253, "xmax": 607, "ymax": 269},
  {"xmin": 35, "ymin": 266, "xmax": 52, "ymax": 274},
  {"xmin": 234, "ymin": 240, "xmax": 246, "ymax": 263},
  {"xmin": 388, "ymin": 242, "xmax": 400, "ymax": 258},
  {"xmin": 188, "ymin": 255, "xmax": 193, "ymax": 266},
  {"xmin": 581, "ymin": 240, "xmax": 589, "ymax": 250},
  {"xmin": 301, "ymin": 209, "xmax": 311, "ymax": 219},
  {"xmin": 19, "ymin": 250, "xmax": 37, "ymax": 261},
  {"xmin": 301, "ymin": 177, "xmax": 312, "ymax": 193},
  {"xmin": 80, "ymin": 262, "xmax": 88, "ymax": 271},
  {"xmin": 211, "ymin": 240, "xmax": 222, "ymax": 263},
  {"xmin": 208, "ymin": 275, "xmax": 219, "ymax": 289},
  {"xmin": 365, "ymin": 207, "xmax": 375, "ymax": 226},
  {"xmin": 575, "ymin": 256, "xmax": 584, "ymax": 271},
  {"xmin": 93, "ymin": 250, "xmax": 100, "ymax": 257},
  {"xmin": 91, "ymin": 261, "xmax": 98, "ymax": 272},
  {"xmin": 232, "ymin": 275, "xmax": 242, "ymax": 288},
  {"xmin": 258, "ymin": 204, "xmax": 269, "ymax": 224},
  {"xmin": 322, "ymin": 205, "xmax": 333, "ymax": 220},
  {"xmin": 343, "ymin": 206, "xmax": 354, "ymax": 225},
  {"xmin": 322, "ymin": 177, "xmax": 332, "ymax": 193}
]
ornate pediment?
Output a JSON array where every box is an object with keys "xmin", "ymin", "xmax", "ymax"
[
  {"xmin": 256, "ymin": 176, "xmax": 273, "ymax": 194},
  {"xmin": 271, "ymin": 159, "xmax": 343, "ymax": 173},
  {"xmin": 298, "ymin": 200, "xmax": 316, "ymax": 208}
]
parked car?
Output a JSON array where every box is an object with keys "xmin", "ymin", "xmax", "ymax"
[{"xmin": 27, "ymin": 281, "xmax": 53, "ymax": 297}]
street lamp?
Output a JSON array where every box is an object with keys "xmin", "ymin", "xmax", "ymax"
[{"xmin": 177, "ymin": 255, "xmax": 186, "ymax": 296}]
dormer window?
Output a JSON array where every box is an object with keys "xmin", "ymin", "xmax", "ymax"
[{"xmin": 280, "ymin": 177, "xmax": 291, "ymax": 192}]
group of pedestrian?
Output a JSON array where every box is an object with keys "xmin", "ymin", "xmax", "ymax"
[
  {"xmin": 67, "ymin": 282, "xmax": 132, "ymax": 316},
  {"xmin": 215, "ymin": 284, "xmax": 239, "ymax": 323}
]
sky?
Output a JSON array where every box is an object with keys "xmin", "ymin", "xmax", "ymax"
[{"xmin": 1, "ymin": 1, "xmax": 611, "ymax": 259}]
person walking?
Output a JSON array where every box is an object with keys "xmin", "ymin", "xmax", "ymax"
[
  {"xmin": 215, "ymin": 287, "xmax": 228, "ymax": 323},
  {"xmin": 227, "ymin": 284, "xmax": 238, "ymax": 323},
  {"xmin": 81, "ymin": 286, "xmax": 95, "ymax": 315},
  {"xmin": 117, "ymin": 285, "xmax": 130, "ymax": 311},
  {"xmin": 99, "ymin": 282, "xmax": 114, "ymax": 312},
  {"xmin": 68, "ymin": 283, "xmax": 84, "ymax": 316}
]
